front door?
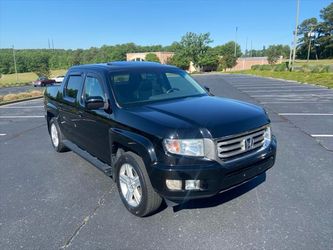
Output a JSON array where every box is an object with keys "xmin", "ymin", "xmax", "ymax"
[{"xmin": 77, "ymin": 72, "xmax": 111, "ymax": 164}]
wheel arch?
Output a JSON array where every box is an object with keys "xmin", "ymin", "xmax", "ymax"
[
  {"xmin": 109, "ymin": 128, "xmax": 157, "ymax": 176},
  {"xmin": 46, "ymin": 102, "xmax": 59, "ymax": 131}
]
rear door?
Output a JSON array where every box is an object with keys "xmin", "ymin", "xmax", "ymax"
[
  {"xmin": 77, "ymin": 72, "xmax": 111, "ymax": 164},
  {"xmin": 58, "ymin": 72, "xmax": 86, "ymax": 148}
]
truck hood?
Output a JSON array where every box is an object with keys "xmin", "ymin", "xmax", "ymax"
[{"xmin": 116, "ymin": 95, "xmax": 269, "ymax": 139}]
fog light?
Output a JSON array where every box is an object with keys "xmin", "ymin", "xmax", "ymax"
[
  {"xmin": 166, "ymin": 179, "xmax": 182, "ymax": 190},
  {"xmin": 185, "ymin": 180, "xmax": 201, "ymax": 190}
]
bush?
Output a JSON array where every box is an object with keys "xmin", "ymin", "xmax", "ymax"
[
  {"xmin": 299, "ymin": 64, "xmax": 330, "ymax": 73},
  {"xmin": 273, "ymin": 63, "xmax": 287, "ymax": 71},
  {"xmin": 251, "ymin": 63, "xmax": 286, "ymax": 71},
  {"xmin": 259, "ymin": 65, "xmax": 274, "ymax": 71},
  {"xmin": 251, "ymin": 65, "xmax": 260, "ymax": 70}
]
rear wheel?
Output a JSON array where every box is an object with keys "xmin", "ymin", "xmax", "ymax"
[
  {"xmin": 49, "ymin": 118, "xmax": 67, "ymax": 152},
  {"xmin": 115, "ymin": 152, "xmax": 162, "ymax": 217}
]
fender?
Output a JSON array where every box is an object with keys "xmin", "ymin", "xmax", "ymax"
[
  {"xmin": 109, "ymin": 128, "xmax": 157, "ymax": 173},
  {"xmin": 46, "ymin": 101, "xmax": 59, "ymax": 117}
]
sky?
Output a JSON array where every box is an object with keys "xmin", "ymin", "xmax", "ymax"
[{"xmin": 0, "ymin": 0, "xmax": 331, "ymax": 51}]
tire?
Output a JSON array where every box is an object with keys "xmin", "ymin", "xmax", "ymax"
[
  {"xmin": 115, "ymin": 152, "xmax": 162, "ymax": 217},
  {"xmin": 49, "ymin": 117, "xmax": 68, "ymax": 152}
]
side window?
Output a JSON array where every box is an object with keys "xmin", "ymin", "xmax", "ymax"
[
  {"xmin": 65, "ymin": 75, "xmax": 83, "ymax": 99},
  {"xmin": 84, "ymin": 76, "xmax": 105, "ymax": 100}
]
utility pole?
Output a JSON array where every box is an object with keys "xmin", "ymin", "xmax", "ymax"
[
  {"xmin": 48, "ymin": 39, "xmax": 50, "ymax": 49},
  {"xmin": 245, "ymin": 37, "xmax": 248, "ymax": 57},
  {"xmin": 307, "ymin": 27, "xmax": 314, "ymax": 63},
  {"xmin": 250, "ymin": 40, "xmax": 252, "ymax": 57},
  {"xmin": 291, "ymin": 0, "xmax": 300, "ymax": 71},
  {"xmin": 12, "ymin": 45, "xmax": 18, "ymax": 83},
  {"xmin": 234, "ymin": 26, "xmax": 238, "ymax": 57},
  {"xmin": 52, "ymin": 39, "xmax": 54, "ymax": 50}
]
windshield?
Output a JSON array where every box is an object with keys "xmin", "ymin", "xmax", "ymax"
[{"xmin": 109, "ymin": 69, "xmax": 207, "ymax": 106}]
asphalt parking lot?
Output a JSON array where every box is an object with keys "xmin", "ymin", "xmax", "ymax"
[{"xmin": 0, "ymin": 74, "xmax": 332, "ymax": 249}]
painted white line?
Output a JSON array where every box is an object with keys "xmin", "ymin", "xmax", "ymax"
[
  {"xmin": 311, "ymin": 135, "xmax": 333, "ymax": 138},
  {"xmin": 0, "ymin": 106, "xmax": 44, "ymax": 109},
  {"xmin": 0, "ymin": 133, "xmax": 6, "ymax": 136},
  {"xmin": 244, "ymin": 89, "xmax": 329, "ymax": 93},
  {"xmin": 251, "ymin": 94, "xmax": 333, "ymax": 97},
  {"xmin": 236, "ymin": 86, "xmax": 297, "ymax": 89},
  {"xmin": 279, "ymin": 113, "xmax": 333, "ymax": 116},
  {"xmin": 236, "ymin": 85, "xmax": 321, "ymax": 88},
  {"xmin": 0, "ymin": 115, "xmax": 44, "ymax": 118},
  {"xmin": 260, "ymin": 101, "xmax": 333, "ymax": 104}
]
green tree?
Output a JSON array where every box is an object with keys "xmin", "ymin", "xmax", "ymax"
[
  {"xmin": 198, "ymin": 48, "xmax": 219, "ymax": 70},
  {"xmin": 168, "ymin": 52, "xmax": 190, "ymax": 70},
  {"xmin": 214, "ymin": 41, "xmax": 242, "ymax": 57},
  {"xmin": 30, "ymin": 53, "xmax": 51, "ymax": 77},
  {"xmin": 145, "ymin": 53, "xmax": 160, "ymax": 63},
  {"xmin": 265, "ymin": 45, "xmax": 290, "ymax": 64},
  {"xmin": 218, "ymin": 55, "xmax": 237, "ymax": 71},
  {"xmin": 178, "ymin": 32, "xmax": 213, "ymax": 69},
  {"xmin": 297, "ymin": 18, "xmax": 318, "ymax": 59}
]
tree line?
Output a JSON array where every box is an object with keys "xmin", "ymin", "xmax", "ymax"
[{"xmin": 0, "ymin": 37, "xmax": 292, "ymax": 76}]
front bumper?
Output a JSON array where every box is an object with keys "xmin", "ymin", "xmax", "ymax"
[{"xmin": 150, "ymin": 136, "xmax": 276, "ymax": 203}]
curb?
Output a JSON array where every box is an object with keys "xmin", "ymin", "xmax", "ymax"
[{"xmin": 0, "ymin": 96, "xmax": 43, "ymax": 106}]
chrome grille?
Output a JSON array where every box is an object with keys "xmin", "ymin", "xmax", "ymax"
[{"xmin": 217, "ymin": 127, "xmax": 266, "ymax": 159}]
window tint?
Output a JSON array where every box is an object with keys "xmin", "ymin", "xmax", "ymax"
[
  {"xmin": 110, "ymin": 70, "xmax": 206, "ymax": 106},
  {"xmin": 65, "ymin": 75, "xmax": 83, "ymax": 99},
  {"xmin": 113, "ymin": 74, "xmax": 130, "ymax": 84},
  {"xmin": 84, "ymin": 76, "xmax": 105, "ymax": 100},
  {"xmin": 166, "ymin": 73, "xmax": 197, "ymax": 92}
]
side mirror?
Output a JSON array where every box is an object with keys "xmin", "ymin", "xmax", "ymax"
[
  {"xmin": 85, "ymin": 96, "xmax": 105, "ymax": 110},
  {"xmin": 204, "ymin": 86, "xmax": 214, "ymax": 96}
]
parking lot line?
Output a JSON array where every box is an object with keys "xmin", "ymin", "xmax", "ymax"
[
  {"xmin": 279, "ymin": 113, "xmax": 333, "ymax": 116},
  {"xmin": 244, "ymin": 89, "xmax": 329, "ymax": 93},
  {"xmin": 0, "ymin": 133, "xmax": 6, "ymax": 136},
  {"xmin": 260, "ymin": 101, "xmax": 333, "ymax": 104},
  {"xmin": 0, "ymin": 106, "xmax": 44, "ymax": 109},
  {"xmin": 311, "ymin": 135, "xmax": 333, "ymax": 138},
  {"xmin": 0, "ymin": 115, "xmax": 44, "ymax": 118}
]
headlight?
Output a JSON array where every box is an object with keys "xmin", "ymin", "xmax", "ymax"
[
  {"xmin": 163, "ymin": 139, "xmax": 204, "ymax": 157},
  {"xmin": 263, "ymin": 126, "xmax": 272, "ymax": 148},
  {"xmin": 163, "ymin": 138, "xmax": 216, "ymax": 158}
]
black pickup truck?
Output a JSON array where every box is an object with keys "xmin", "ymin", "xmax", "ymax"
[{"xmin": 44, "ymin": 61, "xmax": 277, "ymax": 217}]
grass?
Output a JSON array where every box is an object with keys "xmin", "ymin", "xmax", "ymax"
[
  {"xmin": 0, "ymin": 69, "xmax": 67, "ymax": 88},
  {"xmin": 0, "ymin": 90, "xmax": 43, "ymax": 104},
  {"xmin": 231, "ymin": 70, "xmax": 333, "ymax": 88}
]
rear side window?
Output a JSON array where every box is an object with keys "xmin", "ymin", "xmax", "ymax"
[
  {"xmin": 84, "ymin": 76, "xmax": 105, "ymax": 100},
  {"xmin": 112, "ymin": 74, "xmax": 130, "ymax": 85},
  {"xmin": 65, "ymin": 75, "xmax": 83, "ymax": 99}
]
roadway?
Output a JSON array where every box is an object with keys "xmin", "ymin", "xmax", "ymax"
[{"xmin": 0, "ymin": 74, "xmax": 332, "ymax": 249}]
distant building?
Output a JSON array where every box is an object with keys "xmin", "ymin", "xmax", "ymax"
[
  {"xmin": 126, "ymin": 52, "xmax": 174, "ymax": 64},
  {"xmin": 228, "ymin": 57, "xmax": 283, "ymax": 71}
]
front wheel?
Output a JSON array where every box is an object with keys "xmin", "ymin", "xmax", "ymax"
[{"xmin": 115, "ymin": 152, "xmax": 162, "ymax": 217}]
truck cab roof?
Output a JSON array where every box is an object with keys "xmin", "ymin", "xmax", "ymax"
[{"xmin": 70, "ymin": 61, "xmax": 178, "ymax": 73}]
